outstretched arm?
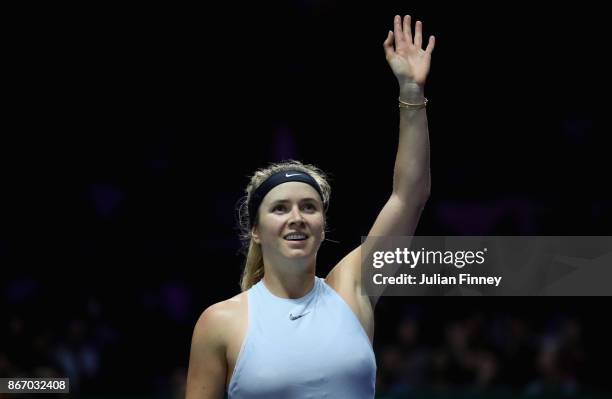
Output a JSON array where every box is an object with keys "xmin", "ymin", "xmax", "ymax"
[
  {"xmin": 370, "ymin": 14, "xmax": 434, "ymax": 237},
  {"xmin": 326, "ymin": 15, "xmax": 435, "ymax": 313}
]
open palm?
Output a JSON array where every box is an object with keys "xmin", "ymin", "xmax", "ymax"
[{"xmin": 384, "ymin": 15, "xmax": 435, "ymax": 87}]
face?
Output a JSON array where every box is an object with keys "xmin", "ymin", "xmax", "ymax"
[{"xmin": 252, "ymin": 182, "xmax": 325, "ymax": 262}]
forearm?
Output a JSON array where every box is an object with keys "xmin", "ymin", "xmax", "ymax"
[{"xmin": 392, "ymin": 81, "xmax": 431, "ymax": 202}]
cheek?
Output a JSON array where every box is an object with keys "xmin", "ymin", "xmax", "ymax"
[
  {"xmin": 256, "ymin": 219, "xmax": 271, "ymax": 237},
  {"xmin": 310, "ymin": 216, "xmax": 325, "ymax": 233},
  {"xmin": 263, "ymin": 216, "xmax": 285, "ymax": 234}
]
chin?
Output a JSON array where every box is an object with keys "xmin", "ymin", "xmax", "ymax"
[
  {"xmin": 284, "ymin": 249, "xmax": 310, "ymax": 258},
  {"xmin": 283, "ymin": 248, "xmax": 314, "ymax": 260}
]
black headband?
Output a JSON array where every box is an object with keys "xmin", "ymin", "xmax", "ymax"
[{"xmin": 248, "ymin": 170, "xmax": 324, "ymax": 227}]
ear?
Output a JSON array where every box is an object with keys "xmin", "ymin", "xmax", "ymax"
[{"xmin": 251, "ymin": 226, "xmax": 261, "ymax": 244}]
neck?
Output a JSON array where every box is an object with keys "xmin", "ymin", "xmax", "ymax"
[{"xmin": 262, "ymin": 259, "xmax": 316, "ymax": 299}]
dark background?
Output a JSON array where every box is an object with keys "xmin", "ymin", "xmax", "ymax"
[{"xmin": 2, "ymin": 1, "xmax": 610, "ymax": 398}]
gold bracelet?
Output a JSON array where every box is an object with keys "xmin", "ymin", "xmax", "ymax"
[{"xmin": 398, "ymin": 97, "xmax": 428, "ymax": 109}]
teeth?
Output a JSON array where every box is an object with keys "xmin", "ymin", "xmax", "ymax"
[{"xmin": 285, "ymin": 234, "xmax": 307, "ymax": 240}]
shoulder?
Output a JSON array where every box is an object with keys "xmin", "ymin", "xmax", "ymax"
[
  {"xmin": 325, "ymin": 247, "xmax": 375, "ymax": 341},
  {"xmin": 325, "ymin": 246, "xmax": 361, "ymax": 290},
  {"xmin": 187, "ymin": 293, "xmax": 248, "ymax": 398},
  {"xmin": 193, "ymin": 292, "xmax": 248, "ymax": 347},
  {"xmin": 325, "ymin": 245, "xmax": 379, "ymax": 308}
]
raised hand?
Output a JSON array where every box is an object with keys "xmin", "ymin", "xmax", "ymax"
[{"xmin": 383, "ymin": 15, "xmax": 435, "ymax": 88}]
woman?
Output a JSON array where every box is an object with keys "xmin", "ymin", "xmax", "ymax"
[{"xmin": 186, "ymin": 14, "xmax": 435, "ymax": 399}]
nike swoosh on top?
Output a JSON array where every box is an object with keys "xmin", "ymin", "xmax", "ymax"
[{"xmin": 289, "ymin": 312, "xmax": 309, "ymax": 320}]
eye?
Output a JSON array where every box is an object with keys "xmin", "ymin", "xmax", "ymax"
[
  {"xmin": 303, "ymin": 203, "xmax": 317, "ymax": 211},
  {"xmin": 272, "ymin": 205, "xmax": 286, "ymax": 213}
]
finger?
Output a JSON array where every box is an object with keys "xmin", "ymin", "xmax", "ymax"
[
  {"xmin": 383, "ymin": 31, "xmax": 395, "ymax": 59},
  {"xmin": 425, "ymin": 35, "xmax": 435, "ymax": 54},
  {"xmin": 403, "ymin": 15, "xmax": 412, "ymax": 44},
  {"xmin": 414, "ymin": 20, "xmax": 423, "ymax": 49},
  {"xmin": 393, "ymin": 15, "xmax": 404, "ymax": 46}
]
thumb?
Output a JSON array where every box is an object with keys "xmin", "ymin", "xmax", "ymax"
[{"xmin": 383, "ymin": 30, "xmax": 395, "ymax": 59}]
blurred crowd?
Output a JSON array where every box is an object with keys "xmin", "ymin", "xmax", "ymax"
[{"xmin": 374, "ymin": 305, "xmax": 586, "ymax": 396}]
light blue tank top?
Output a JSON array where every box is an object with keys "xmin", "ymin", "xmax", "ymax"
[{"xmin": 228, "ymin": 276, "xmax": 377, "ymax": 398}]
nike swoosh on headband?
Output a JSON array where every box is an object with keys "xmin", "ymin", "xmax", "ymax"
[{"xmin": 285, "ymin": 173, "xmax": 302, "ymax": 177}]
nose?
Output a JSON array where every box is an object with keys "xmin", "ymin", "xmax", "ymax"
[{"xmin": 288, "ymin": 205, "xmax": 305, "ymax": 226}]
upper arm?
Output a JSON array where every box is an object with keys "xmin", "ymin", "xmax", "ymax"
[
  {"xmin": 367, "ymin": 192, "xmax": 427, "ymax": 238},
  {"xmin": 327, "ymin": 193, "xmax": 429, "ymax": 311},
  {"xmin": 185, "ymin": 305, "xmax": 228, "ymax": 399}
]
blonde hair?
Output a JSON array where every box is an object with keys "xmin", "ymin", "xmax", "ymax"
[{"xmin": 237, "ymin": 160, "xmax": 331, "ymax": 291}]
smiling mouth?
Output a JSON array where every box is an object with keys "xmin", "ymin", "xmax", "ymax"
[{"xmin": 284, "ymin": 233, "xmax": 308, "ymax": 241}]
